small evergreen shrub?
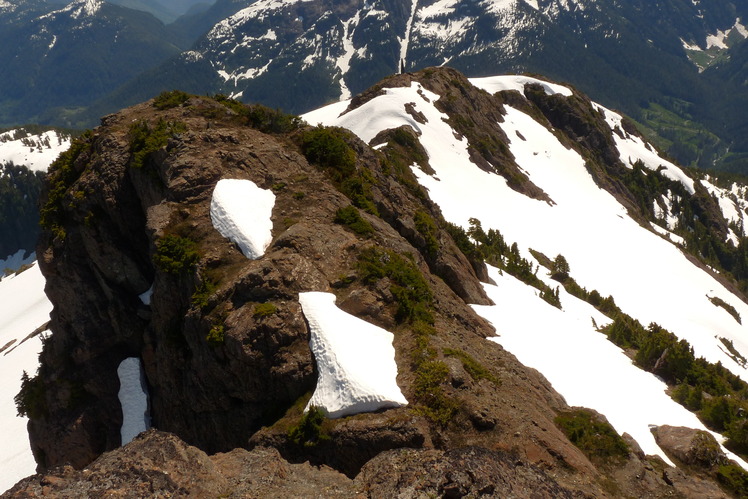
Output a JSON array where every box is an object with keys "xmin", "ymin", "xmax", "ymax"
[
  {"xmin": 414, "ymin": 210, "xmax": 438, "ymax": 257},
  {"xmin": 717, "ymin": 463, "xmax": 748, "ymax": 497},
  {"xmin": 549, "ymin": 254, "xmax": 570, "ymax": 281},
  {"xmin": 191, "ymin": 278, "xmax": 216, "ymax": 309},
  {"xmin": 153, "ymin": 90, "xmax": 190, "ymax": 110},
  {"xmin": 205, "ymin": 323, "xmax": 225, "ymax": 346},
  {"xmin": 412, "ymin": 358, "xmax": 459, "ymax": 426},
  {"xmin": 128, "ymin": 119, "xmax": 187, "ymax": 169},
  {"xmin": 300, "ymin": 126, "xmax": 356, "ymax": 180},
  {"xmin": 719, "ymin": 337, "xmax": 747, "ymax": 367},
  {"xmin": 288, "ymin": 406, "xmax": 330, "ymax": 447},
  {"xmin": 153, "ymin": 234, "xmax": 200, "ymax": 274},
  {"xmin": 555, "ymin": 409, "xmax": 629, "ymax": 461},
  {"xmin": 14, "ymin": 371, "xmax": 46, "ymax": 418},
  {"xmin": 245, "ymin": 103, "xmax": 301, "ymax": 134},
  {"xmin": 334, "ymin": 205, "xmax": 373, "ymax": 236},
  {"xmin": 300, "ymin": 126, "xmax": 379, "ymax": 214},
  {"xmin": 709, "ymin": 296, "xmax": 742, "ymax": 324},
  {"xmin": 253, "ymin": 303, "xmax": 278, "ymax": 318},
  {"xmin": 357, "ymin": 247, "xmax": 433, "ymax": 324}
]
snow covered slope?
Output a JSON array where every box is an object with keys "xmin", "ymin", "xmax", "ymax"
[
  {"xmin": 302, "ymin": 72, "xmax": 748, "ymax": 464},
  {"xmin": 0, "ymin": 128, "xmax": 71, "ymax": 172},
  {"xmin": 0, "ymin": 263, "xmax": 52, "ymax": 493}
]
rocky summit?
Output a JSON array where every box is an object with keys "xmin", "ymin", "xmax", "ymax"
[{"xmin": 6, "ymin": 67, "xmax": 748, "ymax": 497}]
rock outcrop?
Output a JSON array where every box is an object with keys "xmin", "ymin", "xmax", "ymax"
[{"xmin": 13, "ymin": 69, "xmax": 744, "ymax": 497}]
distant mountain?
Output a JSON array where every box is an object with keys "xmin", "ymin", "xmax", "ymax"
[
  {"xmin": 0, "ymin": 0, "xmax": 183, "ymax": 127},
  {"xmin": 107, "ymin": 0, "xmax": 215, "ymax": 23},
  {"xmin": 88, "ymin": 0, "xmax": 748, "ymax": 174}
]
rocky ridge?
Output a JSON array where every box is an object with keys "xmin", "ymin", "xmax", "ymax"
[{"xmin": 7, "ymin": 68, "xmax": 747, "ymax": 497}]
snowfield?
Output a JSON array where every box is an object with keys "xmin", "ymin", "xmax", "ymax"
[
  {"xmin": 302, "ymin": 74, "xmax": 748, "ymax": 464},
  {"xmin": 299, "ymin": 291, "xmax": 408, "ymax": 418},
  {"xmin": 0, "ymin": 264, "xmax": 52, "ymax": 493},
  {"xmin": 0, "ymin": 129, "xmax": 71, "ymax": 172},
  {"xmin": 476, "ymin": 265, "xmax": 747, "ymax": 467},
  {"xmin": 117, "ymin": 357, "xmax": 151, "ymax": 445},
  {"xmin": 210, "ymin": 178, "xmax": 276, "ymax": 259}
]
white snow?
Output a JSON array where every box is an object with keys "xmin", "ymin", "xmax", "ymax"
[
  {"xmin": 593, "ymin": 104, "xmax": 696, "ymax": 194},
  {"xmin": 470, "ymin": 74, "xmax": 573, "ymax": 97},
  {"xmin": 0, "ymin": 130, "xmax": 71, "ymax": 172},
  {"xmin": 0, "ymin": 263, "xmax": 52, "ymax": 493},
  {"xmin": 701, "ymin": 177, "xmax": 748, "ymax": 229},
  {"xmin": 210, "ymin": 179, "xmax": 275, "ymax": 259},
  {"xmin": 335, "ymin": 12, "xmax": 361, "ymax": 100},
  {"xmin": 299, "ymin": 291, "xmax": 407, "ymax": 418},
  {"xmin": 400, "ymin": 0, "xmax": 419, "ymax": 69},
  {"xmin": 303, "ymin": 76, "xmax": 748, "ymax": 462},
  {"xmin": 475, "ymin": 265, "xmax": 748, "ymax": 467},
  {"xmin": 650, "ymin": 223, "xmax": 685, "ymax": 246},
  {"xmin": 117, "ymin": 357, "xmax": 150, "ymax": 445}
]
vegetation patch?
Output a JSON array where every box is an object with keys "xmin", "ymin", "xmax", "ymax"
[
  {"xmin": 357, "ymin": 247, "xmax": 433, "ymax": 324},
  {"xmin": 334, "ymin": 205, "xmax": 373, "ymax": 236},
  {"xmin": 15, "ymin": 370, "xmax": 46, "ymax": 419},
  {"xmin": 709, "ymin": 296, "xmax": 742, "ymax": 324},
  {"xmin": 153, "ymin": 234, "xmax": 200, "ymax": 274},
  {"xmin": 443, "ymin": 348, "xmax": 499, "ymax": 385},
  {"xmin": 716, "ymin": 463, "xmax": 748, "ymax": 498},
  {"xmin": 128, "ymin": 119, "xmax": 187, "ymax": 170},
  {"xmin": 191, "ymin": 278, "xmax": 217, "ymax": 309},
  {"xmin": 718, "ymin": 337, "xmax": 747, "ymax": 368},
  {"xmin": 210, "ymin": 95, "xmax": 301, "ymax": 133},
  {"xmin": 153, "ymin": 90, "xmax": 191, "ymax": 110},
  {"xmin": 253, "ymin": 302, "xmax": 278, "ymax": 318},
  {"xmin": 414, "ymin": 210, "xmax": 438, "ymax": 257},
  {"xmin": 451, "ymin": 218, "xmax": 561, "ymax": 308},
  {"xmin": 205, "ymin": 323, "xmax": 225, "ymax": 347},
  {"xmin": 287, "ymin": 406, "xmax": 330, "ymax": 447},
  {"xmin": 39, "ymin": 132, "xmax": 92, "ymax": 240},
  {"xmin": 300, "ymin": 126, "xmax": 378, "ymax": 214},
  {"xmin": 412, "ymin": 357, "xmax": 459, "ymax": 426},
  {"xmin": 555, "ymin": 409, "xmax": 629, "ymax": 462}
]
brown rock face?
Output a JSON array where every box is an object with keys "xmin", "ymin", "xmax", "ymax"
[
  {"xmin": 652, "ymin": 425, "xmax": 728, "ymax": 468},
  {"xmin": 18, "ymin": 68, "xmax": 739, "ymax": 497},
  {"xmin": 27, "ymin": 90, "xmax": 513, "ymax": 474},
  {"xmin": 4, "ymin": 429, "xmax": 357, "ymax": 498}
]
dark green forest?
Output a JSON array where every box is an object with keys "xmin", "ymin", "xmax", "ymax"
[{"xmin": 0, "ymin": 162, "xmax": 44, "ymax": 267}]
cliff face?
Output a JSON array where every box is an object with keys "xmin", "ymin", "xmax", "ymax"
[{"xmin": 13, "ymin": 68, "xmax": 741, "ymax": 497}]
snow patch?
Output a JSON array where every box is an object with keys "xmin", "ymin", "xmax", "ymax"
[
  {"xmin": 0, "ymin": 263, "xmax": 52, "ymax": 492},
  {"xmin": 117, "ymin": 357, "xmax": 151, "ymax": 445},
  {"xmin": 138, "ymin": 285, "xmax": 153, "ymax": 306},
  {"xmin": 471, "ymin": 74, "xmax": 573, "ymax": 97},
  {"xmin": 0, "ymin": 130, "xmax": 71, "ymax": 172},
  {"xmin": 595, "ymin": 105, "xmax": 695, "ymax": 194},
  {"xmin": 299, "ymin": 292, "xmax": 407, "ymax": 418},
  {"xmin": 210, "ymin": 179, "xmax": 275, "ymax": 259}
]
